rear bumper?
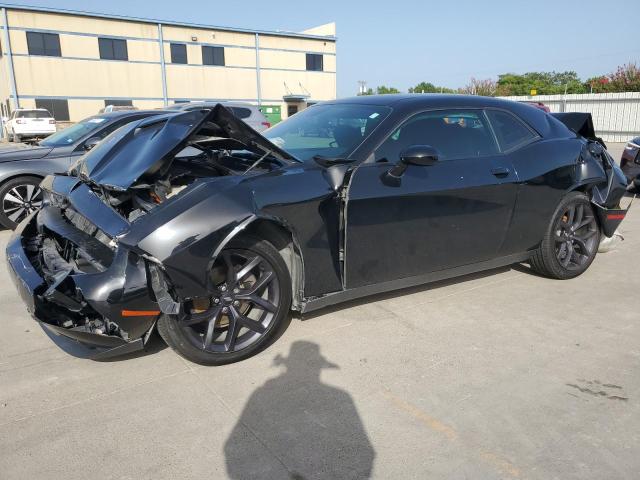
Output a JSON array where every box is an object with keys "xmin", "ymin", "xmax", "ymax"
[{"xmin": 6, "ymin": 209, "xmax": 160, "ymax": 359}]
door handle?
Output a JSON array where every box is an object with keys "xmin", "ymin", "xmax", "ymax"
[{"xmin": 491, "ymin": 167, "xmax": 510, "ymax": 177}]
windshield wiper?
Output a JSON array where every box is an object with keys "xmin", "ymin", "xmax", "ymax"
[{"xmin": 312, "ymin": 155, "xmax": 356, "ymax": 168}]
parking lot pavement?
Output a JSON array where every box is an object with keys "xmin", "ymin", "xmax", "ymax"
[{"xmin": 1, "ymin": 196, "xmax": 639, "ymax": 479}]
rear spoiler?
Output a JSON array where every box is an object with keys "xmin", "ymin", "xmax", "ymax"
[{"xmin": 551, "ymin": 112, "xmax": 607, "ymax": 149}]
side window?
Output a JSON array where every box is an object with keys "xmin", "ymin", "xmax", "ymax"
[
  {"xmin": 485, "ymin": 110, "xmax": 538, "ymax": 152},
  {"xmin": 170, "ymin": 43, "xmax": 188, "ymax": 64},
  {"xmin": 375, "ymin": 110, "xmax": 498, "ymax": 162},
  {"xmin": 98, "ymin": 37, "xmax": 128, "ymax": 61},
  {"xmin": 26, "ymin": 32, "xmax": 61, "ymax": 57},
  {"xmin": 202, "ymin": 46, "xmax": 225, "ymax": 66}
]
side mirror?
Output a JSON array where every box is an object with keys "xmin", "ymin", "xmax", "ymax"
[
  {"xmin": 381, "ymin": 145, "xmax": 439, "ymax": 187},
  {"xmin": 400, "ymin": 145, "xmax": 440, "ymax": 166},
  {"xmin": 587, "ymin": 142, "xmax": 604, "ymax": 156},
  {"xmin": 84, "ymin": 136, "xmax": 101, "ymax": 151}
]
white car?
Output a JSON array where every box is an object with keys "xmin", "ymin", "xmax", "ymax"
[
  {"xmin": 4, "ymin": 108, "xmax": 57, "ymax": 143},
  {"xmin": 166, "ymin": 101, "xmax": 272, "ymax": 131}
]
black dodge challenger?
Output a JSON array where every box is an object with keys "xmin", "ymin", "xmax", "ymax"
[{"xmin": 6, "ymin": 95, "xmax": 629, "ymax": 365}]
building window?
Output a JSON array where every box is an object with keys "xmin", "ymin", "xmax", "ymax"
[
  {"xmin": 98, "ymin": 37, "xmax": 128, "ymax": 61},
  {"xmin": 306, "ymin": 53, "xmax": 323, "ymax": 71},
  {"xmin": 202, "ymin": 46, "xmax": 225, "ymax": 66},
  {"xmin": 170, "ymin": 43, "xmax": 188, "ymax": 64},
  {"xmin": 35, "ymin": 99, "xmax": 69, "ymax": 121},
  {"xmin": 173, "ymin": 100, "xmax": 190, "ymax": 104},
  {"xmin": 26, "ymin": 32, "xmax": 61, "ymax": 57},
  {"xmin": 104, "ymin": 99, "xmax": 133, "ymax": 107}
]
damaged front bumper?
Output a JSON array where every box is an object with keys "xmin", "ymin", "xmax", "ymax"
[{"xmin": 6, "ymin": 207, "xmax": 161, "ymax": 359}]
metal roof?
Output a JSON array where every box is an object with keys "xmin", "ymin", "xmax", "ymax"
[{"xmin": 0, "ymin": 2, "xmax": 337, "ymax": 41}]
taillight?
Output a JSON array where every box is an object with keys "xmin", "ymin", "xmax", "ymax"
[
  {"xmin": 15, "ymin": 119, "xmax": 25, "ymax": 124},
  {"xmin": 261, "ymin": 121, "xmax": 271, "ymax": 129},
  {"xmin": 49, "ymin": 119, "xmax": 55, "ymax": 124}
]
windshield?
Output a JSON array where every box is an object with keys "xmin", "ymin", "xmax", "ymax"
[
  {"xmin": 264, "ymin": 104, "xmax": 391, "ymax": 161},
  {"xmin": 17, "ymin": 110, "xmax": 51, "ymax": 119},
  {"xmin": 40, "ymin": 117, "xmax": 108, "ymax": 147}
]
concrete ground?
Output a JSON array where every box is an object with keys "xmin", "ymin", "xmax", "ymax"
[{"xmin": 1, "ymin": 143, "xmax": 638, "ymax": 479}]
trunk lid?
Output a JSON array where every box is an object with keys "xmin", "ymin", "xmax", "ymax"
[{"xmin": 77, "ymin": 104, "xmax": 295, "ymax": 191}]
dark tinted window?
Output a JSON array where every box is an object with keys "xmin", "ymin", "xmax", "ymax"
[
  {"xmin": 17, "ymin": 110, "xmax": 51, "ymax": 118},
  {"xmin": 170, "ymin": 43, "xmax": 187, "ymax": 64},
  {"xmin": 35, "ymin": 99, "xmax": 69, "ymax": 121},
  {"xmin": 486, "ymin": 110, "xmax": 537, "ymax": 151},
  {"xmin": 104, "ymin": 99, "xmax": 133, "ymax": 107},
  {"xmin": 202, "ymin": 46, "xmax": 225, "ymax": 66},
  {"xmin": 228, "ymin": 107, "xmax": 252, "ymax": 119},
  {"xmin": 98, "ymin": 37, "xmax": 128, "ymax": 61},
  {"xmin": 376, "ymin": 110, "xmax": 498, "ymax": 162},
  {"xmin": 26, "ymin": 32, "xmax": 61, "ymax": 56},
  {"xmin": 306, "ymin": 53, "xmax": 323, "ymax": 71}
]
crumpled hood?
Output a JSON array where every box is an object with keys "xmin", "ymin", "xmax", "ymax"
[
  {"xmin": 0, "ymin": 143, "xmax": 53, "ymax": 163},
  {"xmin": 77, "ymin": 104, "xmax": 295, "ymax": 191}
]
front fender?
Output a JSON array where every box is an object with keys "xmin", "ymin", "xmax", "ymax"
[{"xmin": 121, "ymin": 178, "xmax": 258, "ymax": 299}]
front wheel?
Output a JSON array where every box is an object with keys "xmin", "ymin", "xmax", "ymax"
[
  {"xmin": 158, "ymin": 236, "xmax": 292, "ymax": 365},
  {"xmin": 530, "ymin": 192, "xmax": 601, "ymax": 279},
  {"xmin": 0, "ymin": 176, "xmax": 44, "ymax": 230}
]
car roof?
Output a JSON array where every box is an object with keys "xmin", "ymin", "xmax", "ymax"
[
  {"xmin": 165, "ymin": 101, "xmax": 258, "ymax": 110},
  {"xmin": 85, "ymin": 109, "xmax": 164, "ymax": 121},
  {"xmin": 324, "ymin": 93, "xmax": 531, "ymax": 109}
]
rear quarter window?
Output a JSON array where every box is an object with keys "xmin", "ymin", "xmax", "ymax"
[
  {"xmin": 228, "ymin": 107, "xmax": 252, "ymax": 119},
  {"xmin": 486, "ymin": 110, "xmax": 538, "ymax": 152}
]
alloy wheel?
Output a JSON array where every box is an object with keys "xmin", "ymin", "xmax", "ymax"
[
  {"xmin": 2, "ymin": 183, "xmax": 43, "ymax": 225},
  {"xmin": 554, "ymin": 202, "xmax": 598, "ymax": 270},
  {"xmin": 178, "ymin": 248, "xmax": 280, "ymax": 353}
]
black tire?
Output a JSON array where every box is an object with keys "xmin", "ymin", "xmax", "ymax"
[
  {"xmin": 530, "ymin": 191, "xmax": 601, "ymax": 279},
  {"xmin": 0, "ymin": 176, "xmax": 44, "ymax": 230},
  {"xmin": 158, "ymin": 236, "xmax": 292, "ymax": 365}
]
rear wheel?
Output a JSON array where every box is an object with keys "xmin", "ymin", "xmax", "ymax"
[
  {"xmin": 530, "ymin": 192, "xmax": 600, "ymax": 279},
  {"xmin": 158, "ymin": 236, "xmax": 292, "ymax": 365},
  {"xmin": 0, "ymin": 176, "xmax": 44, "ymax": 230}
]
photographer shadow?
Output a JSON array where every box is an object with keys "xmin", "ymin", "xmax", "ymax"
[{"xmin": 224, "ymin": 341, "xmax": 375, "ymax": 479}]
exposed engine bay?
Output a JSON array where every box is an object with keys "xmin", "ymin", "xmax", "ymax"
[
  {"xmin": 68, "ymin": 105, "xmax": 295, "ymax": 224},
  {"xmin": 95, "ymin": 144, "xmax": 283, "ymax": 223}
]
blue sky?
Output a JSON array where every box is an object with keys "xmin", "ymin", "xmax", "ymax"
[{"xmin": 3, "ymin": 0, "xmax": 638, "ymax": 96}]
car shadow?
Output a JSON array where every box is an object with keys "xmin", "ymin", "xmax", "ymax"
[
  {"xmin": 224, "ymin": 341, "xmax": 375, "ymax": 479},
  {"xmin": 298, "ymin": 264, "xmax": 518, "ymax": 321}
]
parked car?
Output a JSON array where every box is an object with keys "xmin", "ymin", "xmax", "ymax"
[
  {"xmin": 620, "ymin": 136, "xmax": 640, "ymax": 189},
  {"xmin": 6, "ymin": 96, "xmax": 628, "ymax": 365},
  {"xmin": 98, "ymin": 105, "xmax": 138, "ymax": 114},
  {"xmin": 520, "ymin": 101, "xmax": 551, "ymax": 113},
  {"xmin": 165, "ymin": 101, "xmax": 271, "ymax": 131},
  {"xmin": 3, "ymin": 108, "xmax": 57, "ymax": 143},
  {"xmin": 0, "ymin": 109, "xmax": 163, "ymax": 229}
]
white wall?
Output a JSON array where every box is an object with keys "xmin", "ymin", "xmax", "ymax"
[{"xmin": 500, "ymin": 92, "xmax": 640, "ymax": 142}]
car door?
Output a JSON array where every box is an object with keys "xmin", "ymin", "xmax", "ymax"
[{"xmin": 344, "ymin": 109, "xmax": 519, "ymax": 288}]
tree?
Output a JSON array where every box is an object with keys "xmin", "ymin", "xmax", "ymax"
[
  {"xmin": 375, "ymin": 85, "xmax": 401, "ymax": 95},
  {"xmin": 459, "ymin": 77, "xmax": 497, "ymax": 96},
  {"xmin": 495, "ymin": 71, "xmax": 586, "ymax": 96},
  {"xmin": 408, "ymin": 82, "xmax": 456, "ymax": 94},
  {"xmin": 357, "ymin": 85, "xmax": 401, "ymax": 96},
  {"xmin": 587, "ymin": 63, "xmax": 640, "ymax": 93}
]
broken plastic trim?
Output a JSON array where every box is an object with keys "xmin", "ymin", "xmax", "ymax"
[{"xmin": 148, "ymin": 263, "xmax": 181, "ymax": 315}]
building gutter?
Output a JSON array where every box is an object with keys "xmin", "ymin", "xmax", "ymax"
[
  {"xmin": 1, "ymin": 7, "xmax": 19, "ymax": 111},
  {"xmin": 157, "ymin": 23, "xmax": 168, "ymax": 107}
]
